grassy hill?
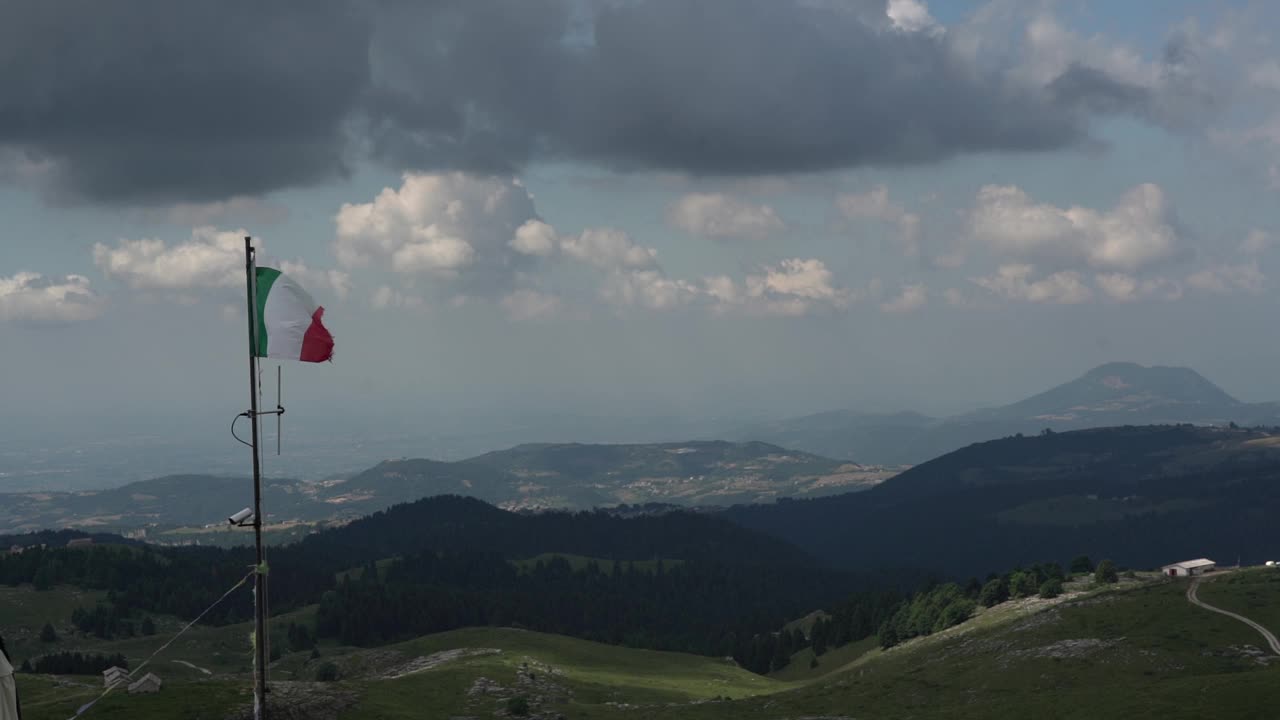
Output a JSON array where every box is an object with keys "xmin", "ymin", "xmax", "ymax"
[
  {"xmin": 10, "ymin": 624, "xmax": 794, "ymax": 720},
  {"xmin": 601, "ymin": 571, "xmax": 1280, "ymax": 719},
  {"xmin": 13, "ymin": 570, "xmax": 1280, "ymax": 719}
]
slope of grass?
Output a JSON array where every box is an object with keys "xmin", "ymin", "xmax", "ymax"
[
  {"xmin": 343, "ymin": 626, "xmax": 787, "ymax": 719},
  {"xmin": 16, "ymin": 675, "xmax": 248, "ymax": 720},
  {"xmin": 1, "ymin": 582, "xmax": 324, "ymax": 685},
  {"xmin": 1196, "ymin": 567, "xmax": 1280, "ymax": 635},
  {"xmin": 0, "ymin": 584, "xmax": 105, "ymax": 655},
  {"xmin": 575, "ymin": 578, "xmax": 1280, "ymax": 719},
  {"xmin": 16, "ymin": 573, "xmax": 1280, "ymax": 719},
  {"xmin": 769, "ymin": 635, "xmax": 878, "ymax": 682}
]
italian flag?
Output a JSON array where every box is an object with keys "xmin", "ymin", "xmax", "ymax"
[{"xmin": 254, "ymin": 265, "xmax": 334, "ymax": 363}]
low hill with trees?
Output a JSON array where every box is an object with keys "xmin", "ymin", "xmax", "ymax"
[{"xmin": 727, "ymin": 425, "xmax": 1280, "ymax": 575}]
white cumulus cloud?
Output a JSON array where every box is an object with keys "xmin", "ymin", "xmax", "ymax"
[
  {"xmin": 881, "ymin": 283, "xmax": 927, "ymax": 313},
  {"xmin": 335, "ymin": 173, "xmax": 542, "ymax": 293},
  {"xmin": 561, "ymin": 228, "xmax": 657, "ymax": 270},
  {"xmin": 1186, "ymin": 262, "xmax": 1265, "ymax": 294},
  {"xmin": 970, "ymin": 183, "xmax": 1179, "ymax": 272},
  {"xmin": 972, "ymin": 264, "xmax": 1092, "ymax": 304},
  {"xmin": 94, "ymin": 227, "xmax": 349, "ymax": 297},
  {"xmin": 501, "ymin": 289, "xmax": 561, "ymax": 320},
  {"xmin": 0, "ymin": 272, "xmax": 101, "ymax": 325},
  {"xmin": 887, "ymin": 0, "xmax": 942, "ymax": 36},
  {"xmin": 705, "ymin": 258, "xmax": 853, "ymax": 316},
  {"xmin": 511, "ymin": 219, "xmax": 559, "ymax": 256},
  {"xmin": 749, "ymin": 258, "xmax": 842, "ymax": 302},
  {"xmin": 94, "ymin": 227, "xmax": 247, "ymax": 290},
  {"xmin": 602, "ymin": 270, "xmax": 700, "ymax": 311},
  {"xmin": 836, "ymin": 185, "xmax": 922, "ymax": 257},
  {"xmin": 667, "ymin": 192, "xmax": 785, "ymax": 241}
]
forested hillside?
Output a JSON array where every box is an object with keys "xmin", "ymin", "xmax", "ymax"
[
  {"xmin": 0, "ymin": 496, "xmax": 881, "ymax": 671},
  {"xmin": 728, "ymin": 425, "xmax": 1280, "ymax": 575}
]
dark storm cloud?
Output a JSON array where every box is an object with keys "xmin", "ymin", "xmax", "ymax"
[
  {"xmin": 0, "ymin": 0, "xmax": 1196, "ymax": 204},
  {"xmin": 365, "ymin": 0, "xmax": 1086, "ymax": 175},
  {"xmin": 1047, "ymin": 65, "xmax": 1152, "ymax": 117},
  {"xmin": 1046, "ymin": 33, "xmax": 1217, "ymax": 133},
  {"xmin": 0, "ymin": 0, "xmax": 370, "ymax": 203}
]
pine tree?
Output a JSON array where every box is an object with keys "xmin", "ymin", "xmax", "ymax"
[{"xmin": 40, "ymin": 622, "xmax": 57, "ymax": 643}]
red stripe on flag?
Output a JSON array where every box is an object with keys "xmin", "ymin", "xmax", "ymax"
[{"xmin": 300, "ymin": 307, "xmax": 335, "ymax": 362}]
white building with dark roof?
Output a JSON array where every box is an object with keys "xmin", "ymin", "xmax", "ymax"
[
  {"xmin": 1160, "ymin": 558, "xmax": 1216, "ymax": 577},
  {"xmin": 103, "ymin": 666, "xmax": 131, "ymax": 688},
  {"xmin": 127, "ymin": 673, "xmax": 162, "ymax": 695}
]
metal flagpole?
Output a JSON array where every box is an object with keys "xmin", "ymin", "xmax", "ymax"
[{"xmin": 243, "ymin": 236, "xmax": 270, "ymax": 720}]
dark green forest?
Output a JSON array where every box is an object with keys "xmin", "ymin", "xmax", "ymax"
[
  {"xmin": 1, "ymin": 496, "xmax": 890, "ymax": 673},
  {"xmin": 729, "ymin": 426, "xmax": 1280, "ymax": 575}
]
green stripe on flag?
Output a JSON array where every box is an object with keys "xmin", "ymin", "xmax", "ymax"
[{"xmin": 254, "ymin": 267, "xmax": 281, "ymax": 357}]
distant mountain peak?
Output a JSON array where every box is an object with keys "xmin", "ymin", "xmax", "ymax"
[
  {"xmin": 1083, "ymin": 360, "xmax": 1149, "ymax": 376},
  {"xmin": 736, "ymin": 361, "xmax": 1274, "ymax": 466},
  {"xmin": 988, "ymin": 362, "xmax": 1241, "ymax": 423}
]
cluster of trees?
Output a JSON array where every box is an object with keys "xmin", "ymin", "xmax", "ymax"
[
  {"xmin": 70, "ymin": 601, "xmax": 156, "ymax": 640},
  {"xmin": 977, "ymin": 561, "xmax": 1067, "ymax": 607},
  {"xmin": 878, "ymin": 583, "xmax": 976, "ymax": 649},
  {"xmin": 974, "ymin": 556, "xmax": 1119, "ymax": 608},
  {"xmin": 736, "ymin": 628, "xmax": 807, "ymax": 674},
  {"xmin": 23, "ymin": 652, "xmax": 127, "ymax": 675},
  {"xmin": 751, "ymin": 554, "xmax": 1119, "ymax": 672},
  {"xmin": 810, "ymin": 589, "xmax": 903, "ymax": 655}
]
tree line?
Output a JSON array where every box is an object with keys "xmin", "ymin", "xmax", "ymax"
[
  {"xmin": 739, "ymin": 554, "xmax": 1123, "ymax": 674},
  {"xmin": 22, "ymin": 652, "xmax": 127, "ymax": 676},
  {"xmin": 313, "ymin": 551, "xmax": 860, "ymax": 668}
]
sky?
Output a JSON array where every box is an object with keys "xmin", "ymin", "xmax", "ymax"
[{"xmin": 5, "ymin": 0, "xmax": 1280, "ymax": 482}]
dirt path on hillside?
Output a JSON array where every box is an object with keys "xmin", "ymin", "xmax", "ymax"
[
  {"xmin": 1187, "ymin": 577, "xmax": 1280, "ymax": 655},
  {"xmin": 172, "ymin": 659, "xmax": 213, "ymax": 675}
]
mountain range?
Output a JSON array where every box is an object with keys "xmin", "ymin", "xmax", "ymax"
[
  {"xmin": 0, "ymin": 440, "xmax": 886, "ymax": 535},
  {"xmin": 736, "ymin": 362, "xmax": 1280, "ymax": 464},
  {"xmin": 5, "ymin": 361, "xmax": 1274, "ymax": 540}
]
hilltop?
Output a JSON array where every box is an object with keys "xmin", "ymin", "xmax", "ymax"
[
  {"xmin": 728, "ymin": 424, "xmax": 1280, "ymax": 575},
  {"xmin": 0, "ymin": 441, "xmax": 885, "ymax": 536},
  {"xmin": 738, "ymin": 362, "xmax": 1280, "ymax": 464}
]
